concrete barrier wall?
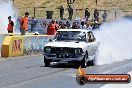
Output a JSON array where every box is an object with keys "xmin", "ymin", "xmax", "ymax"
[
  {"xmin": 1, "ymin": 35, "xmax": 53, "ymax": 57},
  {"xmin": 1, "ymin": 36, "xmax": 23, "ymax": 57},
  {"xmin": 23, "ymin": 35, "xmax": 53, "ymax": 55}
]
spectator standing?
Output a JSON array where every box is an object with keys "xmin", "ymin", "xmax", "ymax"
[
  {"xmin": 60, "ymin": 23, "xmax": 66, "ymax": 29},
  {"xmin": 87, "ymin": 24, "xmax": 93, "ymax": 31},
  {"xmin": 93, "ymin": 9, "xmax": 99, "ymax": 22},
  {"xmin": 85, "ymin": 8, "xmax": 90, "ymax": 22},
  {"xmin": 30, "ymin": 17, "xmax": 38, "ymax": 32},
  {"xmin": 20, "ymin": 12, "xmax": 29, "ymax": 35},
  {"xmin": 80, "ymin": 21, "xmax": 87, "ymax": 29},
  {"xmin": 72, "ymin": 22, "xmax": 78, "ymax": 29},
  {"xmin": 67, "ymin": 5, "xmax": 73, "ymax": 20},
  {"xmin": 59, "ymin": 5, "xmax": 64, "ymax": 20},
  {"xmin": 66, "ymin": 21, "xmax": 71, "ymax": 29},
  {"xmin": 55, "ymin": 20, "xmax": 59, "ymax": 31},
  {"xmin": 102, "ymin": 10, "xmax": 107, "ymax": 22},
  {"xmin": 7, "ymin": 16, "xmax": 14, "ymax": 33},
  {"xmin": 47, "ymin": 20, "xmax": 57, "ymax": 35}
]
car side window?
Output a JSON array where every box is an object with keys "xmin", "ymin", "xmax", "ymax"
[{"xmin": 87, "ymin": 31, "xmax": 95, "ymax": 42}]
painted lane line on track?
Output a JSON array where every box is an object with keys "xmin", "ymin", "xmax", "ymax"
[{"xmin": 64, "ymin": 74, "xmax": 76, "ymax": 78}]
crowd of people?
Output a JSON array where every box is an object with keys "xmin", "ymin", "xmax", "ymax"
[
  {"xmin": 59, "ymin": 5, "xmax": 107, "ymax": 22},
  {"xmin": 7, "ymin": 5, "xmax": 107, "ymax": 35},
  {"xmin": 46, "ymin": 5, "xmax": 107, "ymax": 35},
  {"xmin": 46, "ymin": 19, "xmax": 94, "ymax": 35}
]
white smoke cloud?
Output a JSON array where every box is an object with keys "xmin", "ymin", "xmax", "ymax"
[
  {"xmin": 0, "ymin": 0, "xmax": 17, "ymax": 33},
  {"xmin": 94, "ymin": 18, "xmax": 132, "ymax": 65}
]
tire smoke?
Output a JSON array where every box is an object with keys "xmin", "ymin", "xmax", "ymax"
[{"xmin": 94, "ymin": 18, "xmax": 132, "ymax": 65}]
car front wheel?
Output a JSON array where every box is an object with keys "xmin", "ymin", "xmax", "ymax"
[{"xmin": 44, "ymin": 57, "xmax": 51, "ymax": 67}]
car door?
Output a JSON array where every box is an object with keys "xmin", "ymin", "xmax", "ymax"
[{"xmin": 87, "ymin": 31, "xmax": 99, "ymax": 60}]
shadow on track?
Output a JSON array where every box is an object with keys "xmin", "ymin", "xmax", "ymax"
[{"xmin": 40, "ymin": 62, "xmax": 80, "ymax": 69}]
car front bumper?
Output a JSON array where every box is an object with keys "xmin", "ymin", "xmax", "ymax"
[{"xmin": 44, "ymin": 53, "xmax": 85, "ymax": 62}]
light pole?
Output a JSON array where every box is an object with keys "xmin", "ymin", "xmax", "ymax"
[
  {"xmin": 12, "ymin": 0, "xmax": 14, "ymax": 5},
  {"xmin": 95, "ymin": 0, "xmax": 97, "ymax": 6}
]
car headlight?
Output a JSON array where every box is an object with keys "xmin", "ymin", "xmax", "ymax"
[
  {"xmin": 75, "ymin": 48, "xmax": 82, "ymax": 53},
  {"xmin": 45, "ymin": 47, "xmax": 51, "ymax": 53}
]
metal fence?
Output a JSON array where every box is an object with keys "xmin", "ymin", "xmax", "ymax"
[{"xmin": 33, "ymin": 6, "xmax": 132, "ymax": 21}]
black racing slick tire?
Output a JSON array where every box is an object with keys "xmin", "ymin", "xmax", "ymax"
[
  {"xmin": 90, "ymin": 59, "xmax": 95, "ymax": 66},
  {"xmin": 44, "ymin": 57, "xmax": 50, "ymax": 67},
  {"xmin": 81, "ymin": 53, "xmax": 88, "ymax": 68},
  {"xmin": 90, "ymin": 54, "xmax": 97, "ymax": 66}
]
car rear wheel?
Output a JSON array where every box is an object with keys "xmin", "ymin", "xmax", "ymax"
[
  {"xmin": 90, "ymin": 59, "xmax": 95, "ymax": 66},
  {"xmin": 44, "ymin": 57, "xmax": 51, "ymax": 67},
  {"xmin": 88, "ymin": 55, "xmax": 96, "ymax": 66},
  {"xmin": 91, "ymin": 54, "xmax": 97, "ymax": 66},
  {"xmin": 81, "ymin": 53, "xmax": 88, "ymax": 68}
]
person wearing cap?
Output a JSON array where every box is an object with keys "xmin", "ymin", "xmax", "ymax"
[
  {"xmin": 20, "ymin": 12, "xmax": 29, "ymax": 35},
  {"xmin": 7, "ymin": 16, "xmax": 14, "ymax": 33}
]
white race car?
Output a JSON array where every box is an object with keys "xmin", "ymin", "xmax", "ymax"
[{"xmin": 43, "ymin": 29, "xmax": 100, "ymax": 67}]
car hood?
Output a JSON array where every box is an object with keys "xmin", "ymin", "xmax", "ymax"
[{"xmin": 45, "ymin": 41, "xmax": 87, "ymax": 48}]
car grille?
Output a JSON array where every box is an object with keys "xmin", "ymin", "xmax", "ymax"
[{"xmin": 51, "ymin": 47, "xmax": 75, "ymax": 54}]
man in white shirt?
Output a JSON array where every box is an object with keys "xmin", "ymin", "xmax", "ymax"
[{"xmin": 87, "ymin": 24, "xmax": 93, "ymax": 31}]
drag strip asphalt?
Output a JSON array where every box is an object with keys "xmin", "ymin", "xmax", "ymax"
[{"xmin": 0, "ymin": 55, "xmax": 131, "ymax": 88}]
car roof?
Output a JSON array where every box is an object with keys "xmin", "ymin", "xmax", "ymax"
[{"xmin": 57, "ymin": 29, "xmax": 91, "ymax": 32}]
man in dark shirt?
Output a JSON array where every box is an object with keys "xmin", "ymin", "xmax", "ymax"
[
  {"xmin": 93, "ymin": 9, "xmax": 99, "ymax": 22},
  {"xmin": 59, "ymin": 5, "xmax": 64, "ymax": 20},
  {"xmin": 85, "ymin": 8, "xmax": 90, "ymax": 21},
  {"xmin": 67, "ymin": 5, "xmax": 73, "ymax": 20},
  {"xmin": 30, "ymin": 17, "xmax": 38, "ymax": 32}
]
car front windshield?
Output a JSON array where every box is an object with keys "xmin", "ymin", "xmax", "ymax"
[{"xmin": 54, "ymin": 31, "xmax": 86, "ymax": 42}]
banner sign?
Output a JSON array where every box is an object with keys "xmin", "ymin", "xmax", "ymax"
[{"xmin": 15, "ymin": 18, "xmax": 81, "ymax": 34}]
